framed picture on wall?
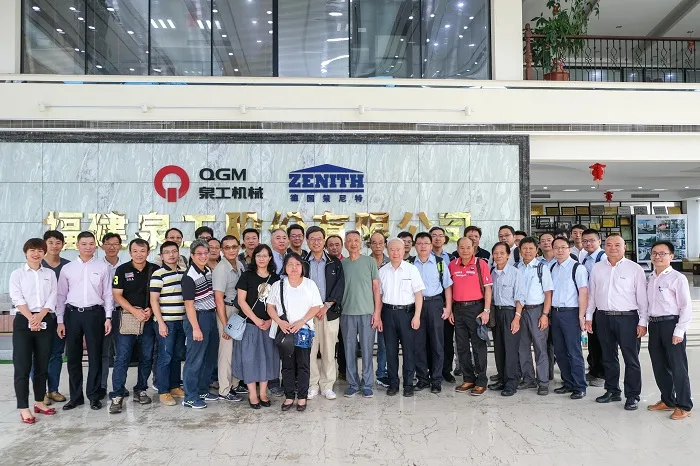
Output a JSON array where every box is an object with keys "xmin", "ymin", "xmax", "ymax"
[
  {"xmin": 619, "ymin": 217, "xmax": 631, "ymax": 226},
  {"xmin": 602, "ymin": 217, "xmax": 616, "ymax": 228},
  {"xmin": 561, "ymin": 207, "xmax": 576, "ymax": 216},
  {"xmin": 546, "ymin": 207, "xmax": 559, "ymax": 215},
  {"xmin": 576, "ymin": 206, "xmax": 590, "ymax": 215}
]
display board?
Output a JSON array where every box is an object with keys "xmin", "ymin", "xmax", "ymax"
[{"xmin": 635, "ymin": 215, "xmax": 687, "ymax": 262}]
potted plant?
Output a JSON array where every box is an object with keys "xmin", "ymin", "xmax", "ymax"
[{"xmin": 529, "ymin": 0, "xmax": 600, "ymax": 81}]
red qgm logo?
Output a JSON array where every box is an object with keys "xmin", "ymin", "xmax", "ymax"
[{"xmin": 154, "ymin": 165, "xmax": 190, "ymax": 202}]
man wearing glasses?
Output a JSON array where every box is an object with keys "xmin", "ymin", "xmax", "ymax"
[
  {"xmin": 287, "ymin": 224, "xmax": 308, "ymax": 257},
  {"xmin": 585, "ymin": 233, "xmax": 647, "ymax": 411},
  {"xmin": 579, "ymin": 229, "xmax": 607, "ymax": 388},
  {"xmin": 430, "ymin": 227, "xmax": 456, "ymax": 382},
  {"xmin": 99, "ymin": 233, "xmax": 124, "ymax": 400},
  {"xmin": 397, "ymin": 231, "xmax": 415, "ymax": 262}
]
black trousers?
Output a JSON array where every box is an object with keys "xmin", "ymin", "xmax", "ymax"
[
  {"xmin": 382, "ymin": 305, "xmax": 416, "ymax": 390},
  {"xmin": 493, "ymin": 306, "xmax": 521, "ymax": 391},
  {"xmin": 586, "ymin": 311, "xmax": 605, "ymax": 378},
  {"xmin": 454, "ymin": 302, "xmax": 488, "ymax": 387},
  {"xmin": 443, "ymin": 320, "xmax": 455, "ymax": 376},
  {"xmin": 415, "ymin": 299, "xmax": 445, "ymax": 384},
  {"xmin": 13, "ymin": 314, "xmax": 54, "ymax": 409},
  {"xmin": 648, "ymin": 318, "xmax": 693, "ymax": 411},
  {"xmin": 65, "ymin": 307, "xmax": 105, "ymax": 402},
  {"xmin": 336, "ymin": 326, "xmax": 346, "ymax": 374},
  {"xmin": 547, "ymin": 320, "xmax": 555, "ymax": 381},
  {"xmin": 281, "ymin": 346, "xmax": 310, "ymax": 400},
  {"xmin": 597, "ymin": 311, "xmax": 641, "ymax": 400}
]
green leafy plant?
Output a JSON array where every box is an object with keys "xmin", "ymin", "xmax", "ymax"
[{"xmin": 529, "ymin": 0, "xmax": 600, "ymax": 73}]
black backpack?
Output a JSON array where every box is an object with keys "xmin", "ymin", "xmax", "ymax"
[
  {"xmin": 408, "ymin": 255, "xmax": 445, "ymax": 289},
  {"xmin": 550, "ymin": 262, "xmax": 582, "ymax": 295}
]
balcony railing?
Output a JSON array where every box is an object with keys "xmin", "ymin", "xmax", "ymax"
[{"xmin": 524, "ymin": 24, "xmax": 700, "ymax": 82}]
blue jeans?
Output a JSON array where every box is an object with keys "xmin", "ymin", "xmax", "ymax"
[
  {"xmin": 182, "ymin": 311, "xmax": 218, "ymax": 403},
  {"xmin": 47, "ymin": 320, "xmax": 66, "ymax": 393},
  {"xmin": 156, "ymin": 320, "xmax": 186, "ymax": 394},
  {"xmin": 109, "ymin": 319, "xmax": 157, "ymax": 399},
  {"xmin": 376, "ymin": 331, "xmax": 387, "ymax": 379}
]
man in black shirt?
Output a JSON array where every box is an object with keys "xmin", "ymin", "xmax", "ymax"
[{"xmin": 108, "ymin": 239, "xmax": 159, "ymax": 414}]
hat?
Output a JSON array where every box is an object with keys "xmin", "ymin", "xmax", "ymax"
[{"xmin": 476, "ymin": 317, "xmax": 490, "ymax": 344}]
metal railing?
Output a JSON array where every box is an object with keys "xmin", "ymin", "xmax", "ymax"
[{"xmin": 524, "ymin": 24, "xmax": 700, "ymax": 82}]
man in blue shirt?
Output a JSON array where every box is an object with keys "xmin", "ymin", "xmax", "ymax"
[
  {"xmin": 549, "ymin": 237, "xmax": 589, "ymax": 400},
  {"xmin": 411, "ymin": 232, "xmax": 453, "ymax": 394},
  {"xmin": 579, "ymin": 228, "xmax": 607, "ymax": 387}
]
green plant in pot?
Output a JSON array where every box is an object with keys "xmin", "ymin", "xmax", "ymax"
[{"xmin": 530, "ymin": 0, "xmax": 600, "ymax": 80}]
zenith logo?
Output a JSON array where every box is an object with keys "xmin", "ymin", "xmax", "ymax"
[
  {"xmin": 154, "ymin": 165, "xmax": 190, "ymax": 202},
  {"xmin": 288, "ymin": 164, "xmax": 365, "ymax": 194}
]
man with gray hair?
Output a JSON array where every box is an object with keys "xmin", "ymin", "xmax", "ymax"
[{"xmin": 181, "ymin": 239, "xmax": 219, "ymax": 409}]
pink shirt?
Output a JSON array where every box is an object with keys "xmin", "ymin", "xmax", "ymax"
[
  {"xmin": 645, "ymin": 267, "xmax": 692, "ymax": 338},
  {"xmin": 56, "ymin": 256, "xmax": 114, "ymax": 323},
  {"xmin": 585, "ymin": 257, "xmax": 648, "ymax": 323}
]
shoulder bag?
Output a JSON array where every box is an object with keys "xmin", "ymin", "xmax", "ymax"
[
  {"xmin": 119, "ymin": 264, "xmax": 156, "ymax": 335},
  {"xmin": 274, "ymin": 278, "xmax": 295, "ymax": 357}
]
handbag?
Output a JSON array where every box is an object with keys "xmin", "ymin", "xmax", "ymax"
[
  {"xmin": 274, "ymin": 279, "xmax": 295, "ymax": 357},
  {"xmin": 224, "ymin": 312, "xmax": 246, "ymax": 340},
  {"xmin": 119, "ymin": 263, "xmax": 155, "ymax": 336},
  {"xmin": 294, "ymin": 325, "xmax": 315, "ymax": 349}
]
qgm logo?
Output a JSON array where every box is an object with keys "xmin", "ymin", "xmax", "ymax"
[
  {"xmin": 288, "ymin": 164, "xmax": 364, "ymax": 193},
  {"xmin": 154, "ymin": 165, "xmax": 190, "ymax": 202}
]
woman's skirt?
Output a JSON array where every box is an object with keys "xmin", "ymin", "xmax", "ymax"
[{"xmin": 232, "ymin": 322, "xmax": 280, "ymax": 384}]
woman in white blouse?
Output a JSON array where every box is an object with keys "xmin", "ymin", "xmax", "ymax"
[
  {"xmin": 267, "ymin": 253, "xmax": 323, "ymax": 412},
  {"xmin": 9, "ymin": 238, "xmax": 58, "ymax": 424}
]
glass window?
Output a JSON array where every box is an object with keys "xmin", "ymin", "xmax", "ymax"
[
  {"xmin": 350, "ymin": 0, "xmax": 420, "ymax": 78},
  {"xmin": 423, "ymin": 0, "xmax": 490, "ymax": 79},
  {"xmin": 150, "ymin": 0, "xmax": 212, "ymax": 76},
  {"xmin": 279, "ymin": 0, "xmax": 349, "ymax": 78},
  {"xmin": 23, "ymin": 0, "xmax": 86, "ymax": 74},
  {"xmin": 85, "ymin": 1, "xmax": 148, "ymax": 75},
  {"xmin": 213, "ymin": 0, "xmax": 273, "ymax": 77}
]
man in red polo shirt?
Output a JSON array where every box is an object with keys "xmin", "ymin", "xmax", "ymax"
[{"xmin": 449, "ymin": 237, "xmax": 492, "ymax": 396}]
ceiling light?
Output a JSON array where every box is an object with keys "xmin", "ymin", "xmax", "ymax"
[
  {"xmin": 69, "ymin": 7, "xmax": 76, "ymax": 11},
  {"xmin": 638, "ymin": 186, "xmax": 643, "ymax": 189},
  {"xmin": 563, "ymin": 189, "xmax": 579, "ymax": 192},
  {"xmin": 88, "ymin": 25, "xmax": 95, "ymax": 30},
  {"xmin": 257, "ymin": 40, "xmax": 262, "ymax": 43},
  {"xmin": 197, "ymin": 19, "xmax": 204, "ymax": 29},
  {"xmin": 652, "ymin": 188, "xmax": 668, "ymax": 191},
  {"xmin": 127, "ymin": 30, "xmax": 134, "ymax": 34},
  {"xmin": 74, "ymin": 47, "xmax": 79, "ymax": 51},
  {"xmin": 463, "ymin": 26, "xmax": 467, "ymax": 29},
  {"xmin": 78, "ymin": 16, "xmax": 84, "ymax": 21},
  {"xmin": 458, "ymin": 35, "xmax": 463, "ymax": 38},
  {"xmin": 214, "ymin": 20, "xmax": 221, "ymax": 29},
  {"xmin": 206, "ymin": 20, "xmax": 212, "ymax": 28},
  {"xmin": 228, "ymin": 52, "xmax": 233, "ymax": 56},
  {"xmin": 458, "ymin": 2, "xmax": 464, "ymax": 6},
  {"xmin": 469, "ymin": 43, "xmax": 475, "ymax": 47},
  {"xmin": 267, "ymin": 10, "xmax": 272, "ymax": 14},
  {"xmin": 426, "ymin": 38, "xmax": 430, "ymax": 42},
  {"xmin": 268, "ymin": 30, "xmax": 272, "ymax": 34},
  {"xmin": 469, "ymin": 16, "xmax": 474, "ymax": 19},
  {"xmin": 430, "ymin": 13, "xmax": 435, "ymax": 18},
  {"xmin": 329, "ymin": 12, "xmax": 343, "ymax": 17},
  {"xmin": 222, "ymin": 34, "xmax": 227, "ymax": 37},
  {"xmin": 95, "ymin": 64, "xmax": 103, "ymax": 69},
  {"xmin": 252, "ymin": 20, "xmax": 257, "ymax": 24},
  {"xmin": 234, "ymin": 68, "xmax": 239, "ymax": 72},
  {"xmin": 129, "ymin": 68, "xmax": 134, "ymax": 71},
  {"xmin": 408, "ymin": 15, "xmax": 413, "ymax": 20},
  {"xmin": 268, "ymin": 20, "xmax": 272, "ymax": 24},
  {"xmin": 543, "ymin": 186, "xmax": 548, "ymax": 190},
  {"xmin": 590, "ymin": 186, "xmax": 596, "ymax": 189},
  {"xmin": 400, "ymin": 38, "xmax": 404, "ymax": 41},
  {"xmin": 474, "ymin": 61, "xmax": 478, "ymax": 64},
  {"xmin": 32, "ymin": 6, "xmax": 40, "ymax": 11},
  {"xmin": 107, "ymin": 7, "xmax": 114, "ymax": 12},
  {"xmin": 153, "ymin": 68, "xmax": 161, "ymax": 73},
  {"xmin": 685, "ymin": 186, "xmax": 690, "ymax": 189},
  {"xmin": 445, "ymin": 24, "xmax": 450, "ymax": 28},
  {"xmin": 56, "ymin": 28, "xmax": 63, "ymax": 32},
  {"xmin": 168, "ymin": 19, "xmax": 176, "ymax": 29},
  {"xmin": 158, "ymin": 19, "xmax": 167, "ymax": 28},
  {"xmin": 213, "ymin": 9, "xmax": 218, "ymax": 13},
  {"xmin": 151, "ymin": 19, "xmax": 159, "ymax": 28}
]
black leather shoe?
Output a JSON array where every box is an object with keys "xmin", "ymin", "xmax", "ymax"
[
  {"xmin": 386, "ymin": 387, "xmax": 399, "ymax": 396},
  {"xmin": 280, "ymin": 400, "xmax": 293, "ymax": 411},
  {"xmin": 554, "ymin": 386, "xmax": 574, "ymax": 394},
  {"xmin": 443, "ymin": 372, "xmax": 456, "ymax": 383},
  {"xmin": 570, "ymin": 390, "xmax": 586, "ymax": 400},
  {"xmin": 260, "ymin": 400, "xmax": 272, "ymax": 408},
  {"xmin": 403, "ymin": 387, "xmax": 414, "ymax": 397},
  {"xmin": 250, "ymin": 402, "xmax": 262, "ymax": 410},
  {"xmin": 596, "ymin": 391, "xmax": 622, "ymax": 403},
  {"xmin": 489, "ymin": 374, "xmax": 501, "ymax": 382},
  {"xmin": 624, "ymin": 398, "xmax": 639, "ymax": 411},
  {"xmin": 501, "ymin": 388, "xmax": 516, "ymax": 397},
  {"xmin": 488, "ymin": 381, "xmax": 505, "ymax": 391},
  {"xmin": 62, "ymin": 398, "xmax": 85, "ymax": 411},
  {"xmin": 430, "ymin": 384, "xmax": 442, "ymax": 394},
  {"xmin": 90, "ymin": 400, "xmax": 102, "ymax": 410},
  {"xmin": 518, "ymin": 380, "xmax": 537, "ymax": 390},
  {"xmin": 537, "ymin": 385, "xmax": 549, "ymax": 396},
  {"xmin": 414, "ymin": 381, "xmax": 430, "ymax": 391}
]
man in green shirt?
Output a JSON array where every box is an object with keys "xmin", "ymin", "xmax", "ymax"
[{"xmin": 341, "ymin": 230, "xmax": 382, "ymax": 399}]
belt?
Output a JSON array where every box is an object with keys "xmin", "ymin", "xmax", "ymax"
[
  {"xmin": 495, "ymin": 306, "xmax": 515, "ymax": 311},
  {"xmin": 382, "ymin": 304, "xmax": 415, "ymax": 311},
  {"xmin": 454, "ymin": 299, "xmax": 484, "ymax": 306},
  {"xmin": 67, "ymin": 304, "xmax": 102, "ymax": 313},
  {"xmin": 551, "ymin": 306, "xmax": 578, "ymax": 312},
  {"xmin": 602, "ymin": 310, "xmax": 638, "ymax": 316},
  {"xmin": 224, "ymin": 301, "xmax": 236, "ymax": 307},
  {"xmin": 197, "ymin": 309, "xmax": 216, "ymax": 313},
  {"xmin": 423, "ymin": 295, "xmax": 443, "ymax": 302},
  {"xmin": 523, "ymin": 304, "xmax": 543, "ymax": 310},
  {"xmin": 649, "ymin": 315, "xmax": 679, "ymax": 323}
]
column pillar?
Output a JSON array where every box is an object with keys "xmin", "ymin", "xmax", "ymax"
[
  {"xmin": 684, "ymin": 199, "xmax": 700, "ymax": 259},
  {"xmin": 490, "ymin": 0, "xmax": 523, "ymax": 81},
  {"xmin": 0, "ymin": 0, "xmax": 22, "ymax": 74}
]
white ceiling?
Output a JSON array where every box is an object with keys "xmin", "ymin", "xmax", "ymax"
[{"xmin": 523, "ymin": 0, "xmax": 700, "ymax": 37}]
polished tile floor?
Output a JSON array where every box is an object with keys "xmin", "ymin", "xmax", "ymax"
[{"xmin": 0, "ymin": 348, "xmax": 697, "ymax": 466}]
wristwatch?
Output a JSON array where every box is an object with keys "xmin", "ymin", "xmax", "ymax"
[{"xmin": 105, "ymin": 317, "xmax": 112, "ymax": 320}]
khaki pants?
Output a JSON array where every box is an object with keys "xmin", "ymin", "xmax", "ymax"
[
  {"xmin": 216, "ymin": 305, "xmax": 240, "ymax": 396},
  {"xmin": 309, "ymin": 315, "xmax": 340, "ymax": 393}
]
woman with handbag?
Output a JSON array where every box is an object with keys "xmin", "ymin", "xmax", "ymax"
[
  {"xmin": 267, "ymin": 253, "xmax": 324, "ymax": 412},
  {"xmin": 233, "ymin": 244, "xmax": 280, "ymax": 409}
]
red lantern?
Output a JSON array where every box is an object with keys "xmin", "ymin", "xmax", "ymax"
[
  {"xmin": 590, "ymin": 163, "xmax": 606, "ymax": 183},
  {"xmin": 605, "ymin": 191, "xmax": 613, "ymax": 203}
]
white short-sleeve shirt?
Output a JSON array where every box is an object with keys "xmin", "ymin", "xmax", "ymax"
[
  {"xmin": 378, "ymin": 261, "xmax": 426, "ymax": 306},
  {"xmin": 268, "ymin": 277, "xmax": 323, "ymax": 337}
]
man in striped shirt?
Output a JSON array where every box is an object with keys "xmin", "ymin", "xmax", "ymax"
[{"xmin": 150, "ymin": 241, "xmax": 186, "ymax": 406}]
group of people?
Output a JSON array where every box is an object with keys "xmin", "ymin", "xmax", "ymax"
[{"xmin": 9, "ymin": 221, "xmax": 693, "ymax": 423}]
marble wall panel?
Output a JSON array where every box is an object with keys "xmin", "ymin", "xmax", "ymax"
[
  {"xmin": 207, "ymin": 144, "xmax": 263, "ymax": 183},
  {"xmin": 0, "ymin": 262, "xmax": 25, "ymax": 295},
  {"xmin": 366, "ymin": 182, "xmax": 421, "ymax": 220},
  {"xmin": 152, "ymin": 144, "xmax": 208, "ymax": 182},
  {"xmin": 365, "ymin": 145, "xmax": 419, "ymax": 183},
  {"xmin": 419, "ymin": 182, "xmax": 471, "ymax": 220},
  {"xmin": 97, "ymin": 143, "xmax": 154, "ymax": 183},
  {"xmin": 0, "ymin": 223, "xmax": 45, "ymax": 263},
  {"xmin": 96, "ymin": 182, "xmax": 154, "ymax": 224},
  {"xmin": 0, "ymin": 183, "xmax": 44, "ymax": 223},
  {"xmin": 418, "ymin": 144, "xmax": 470, "ymax": 182},
  {"xmin": 470, "ymin": 144, "xmax": 520, "ymax": 183},
  {"xmin": 43, "ymin": 143, "xmax": 99, "ymax": 183},
  {"xmin": 470, "ymin": 182, "xmax": 521, "ymax": 221},
  {"xmin": 152, "ymin": 182, "xmax": 213, "ymax": 221},
  {"xmin": 316, "ymin": 144, "xmax": 367, "ymax": 173},
  {"xmin": 0, "ymin": 143, "xmax": 42, "ymax": 183},
  {"xmin": 261, "ymin": 144, "xmax": 317, "ymax": 183},
  {"xmin": 42, "ymin": 183, "xmax": 99, "ymax": 230}
]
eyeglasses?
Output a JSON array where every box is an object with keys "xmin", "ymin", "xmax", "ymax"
[
  {"xmin": 193, "ymin": 251, "xmax": 209, "ymax": 257},
  {"xmin": 103, "ymin": 243, "xmax": 121, "ymax": 248},
  {"xmin": 553, "ymin": 246, "xmax": 569, "ymax": 251},
  {"xmin": 651, "ymin": 252, "xmax": 671, "ymax": 257},
  {"xmin": 222, "ymin": 245, "xmax": 239, "ymax": 251},
  {"xmin": 582, "ymin": 239, "xmax": 598, "ymax": 244},
  {"xmin": 198, "ymin": 235, "xmax": 212, "ymax": 240}
]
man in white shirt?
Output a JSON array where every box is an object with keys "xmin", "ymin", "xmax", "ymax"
[
  {"xmin": 585, "ymin": 233, "xmax": 648, "ymax": 411},
  {"xmin": 579, "ymin": 228, "xmax": 606, "ymax": 387},
  {"xmin": 377, "ymin": 239, "xmax": 425, "ymax": 397}
]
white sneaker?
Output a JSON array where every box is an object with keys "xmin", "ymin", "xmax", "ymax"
[
  {"xmin": 307, "ymin": 389, "xmax": 318, "ymax": 399},
  {"xmin": 322, "ymin": 389, "xmax": 337, "ymax": 400}
]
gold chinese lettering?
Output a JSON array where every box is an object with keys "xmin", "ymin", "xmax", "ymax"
[
  {"xmin": 312, "ymin": 211, "xmax": 350, "ymax": 237},
  {"xmin": 355, "ymin": 212, "xmax": 389, "ymax": 241},
  {"xmin": 438, "ymin": 212, "xmax": 471, "ymax": 244},
  {"xmin": 225, "ymin": 212, "xmax": 263, "ymax": 239},
  {"xmin": 183, "ymin": 214, "xmax": 216, "ymax": 247},
  {"xmin": 88, "ymin": 212, "xmax": 128, "ymax": 248},
  {"xmin": 268, "ymin": 211, "xmax": 307, "ymax": 232},
  {"xmin": 135, "ymin": 212, "xmax": 170, "ymax": 250},
  {"xmin": 397, "ymin": 212, "xmax": 432, "ymax": 236},
  {"xmin": 44, "ymin": 212, "xmax": 84, "ymax": 250}
]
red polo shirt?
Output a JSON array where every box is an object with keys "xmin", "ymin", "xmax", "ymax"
[{"xmin": 448, "ymin": 256, "xmax": 493, "ymax": 302}]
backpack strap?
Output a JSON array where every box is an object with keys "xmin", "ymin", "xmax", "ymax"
[
  {"xmin": 595, "ymin": 250, "xmax": 604, "ymax": 263},
  {"xmin": 279, "ymin": 278, "xmax": 288, "ymax": 321},
  {"xmin": 537, "ymin": 262, "xmax": 543, "ymax": 286},
  {"xmin": 513, "ymin": 248, "xmax": 520, "ymax": 264},
  {"xmin": 474, "ymin": 258, "xmax": 485, "ymax": 297},
  {"xmin": 572, "ymin": 262, "xmax": 580, "ymax": 295},
  {"xmin": 407, "ymin": 256, "xmax": 415, "ymax": 265},
  {"xmin": 435, "ymin": 256, "xmax": 444, "ymax": 289}
]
